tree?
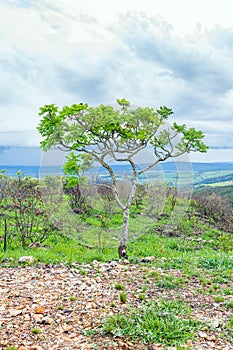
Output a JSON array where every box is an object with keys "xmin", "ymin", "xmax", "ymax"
[
  {"xmin": 37, "ymin": 99, "xmax": 208, "ymax": 257},
  {"xmin": 63, "ymin": 152, "xmax": 93, "ymax": 213}
]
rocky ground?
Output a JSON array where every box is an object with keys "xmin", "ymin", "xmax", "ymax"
[{"xmin": 0, "ymin": 260, "xmax": 232, "ymax": 350}]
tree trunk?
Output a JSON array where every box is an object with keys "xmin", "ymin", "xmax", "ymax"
[
  {"xmin": 118, "ymin": 207, "xmax": 130, "ymax": 258},
  {"xmin": 4, "ymin": 218, "xmax": 7, "ymax": 253},
  {"xmin": 118, "ymin": 179, "xmax": 138, "ymax": 258}
]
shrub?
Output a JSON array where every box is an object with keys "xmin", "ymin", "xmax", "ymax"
[{"xmin": 0, "ymin": 172, "xmax": 58, "ymax": 249}]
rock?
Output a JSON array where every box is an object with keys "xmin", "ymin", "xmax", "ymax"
[
  {"xmin": 29, "ymin": 242, "xmax": 42, "ymax": 248},
  {"xmin": 211, "ymin": 319, "xmax": 221, "ymax": 328},
  {"xmin": 140, "ymin": 256, "xmax": 157, "ymax": 263},
  {"xmin": 92, "ymin": 260, "xmax": 100, "ymax": 265},
  {"xmin": 34, "ymin": 306, "xmax": 45, "ymax": 314},
  {"xmin": 63, "ymin": 324, "xmax": 73, "ymax": 331},
  {"xmin": 42, "ymin": 316, "xmax": 54, "ymax": 325},
  {"xmin": 122, "ymin": 259, "xmax": 129, "ymax": 264},
  {"xmin": 9, "ymin": 308, "xmax": 22, "ymax": 317},
  {"xmin": 32, "ymin": 313, "xmax": 43, "ymax": 323},
  {"xmin": 19, "ymin": 256, "xmax": 34, "ymax": 264},
  {"xmin": 199, "ymin": 331, "xmax": 208, "ymax": 338}
]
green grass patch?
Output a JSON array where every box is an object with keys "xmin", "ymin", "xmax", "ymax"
[
  {"xmin": 114, "ymin": 283, "xmax": 125, "ymax": 291},
  {"xmin": 119, "ymin": 292, "xmax": 127, "ymax": 303},
  {"xmin": 155, "ymin": 275, "xmax": 187, "ymax": 289},
  {"xmin": 102, "ymin": 299, "xmax": 202, "ymax": 346}
]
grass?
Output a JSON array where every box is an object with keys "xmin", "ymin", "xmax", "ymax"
[
  {"xmin": 114, "ymin": 283, "xmax": 125, "ymax": 291},
  {"xmin": 226, "ymin": 301, "xmax": 233, "ymax": 309},
  {"xmin": 31, "ymin": 328, "xmax": 41, "ymax": 334},
  {"xmin": 153, "ymin": 273, "xmax": 187, "ymax": 289},
  {"xmin": 214, "ymin": 296, "xmax": 225, "ymax": 303},
  {"xmin": 102, "ymin": 299, "xmax": 202, "ymax": 346},
  {"xmin": 0, "ymin": 236, "xmax": 118, "ymax": 266},
  {"xmin": 223, "ymin": 317, "xmax": 233, "ymax": 342},
  {"xmin": 119, "ymin": 291, "xmax": 127, "ymax": 303},
  {"xmin": 1, "ymin": 194, "xmax": 233, "ymax": 347},
  {"xmin": 1, "ymin": 226, "xmax": 233, "ymax": 279}
]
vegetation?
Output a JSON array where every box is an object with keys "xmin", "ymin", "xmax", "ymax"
[
  {"xmin": 37, "ymin": 99, "xmax": 208, "ymax": 256},
  {"xmin": 102, "ymin": 300, "xmax": 202, "ymax": 346},
  {"xmin": 1, "ymin": 168, "xmax": 233, "ymax": 261},
  {"xmin": 2, "ymin": 98, "xmax": 233, "ymax": 347},
  {"xmin": 1, "ymin": 175, "xmax": 233, "ymax": 346},
  {"xmin": 0, "ymin": 171, "xmax": 58, "ymax": 250}
]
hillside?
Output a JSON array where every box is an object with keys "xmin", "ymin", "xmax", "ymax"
[
  {"xmin": 0, "ymin": 173, "xmax": 233, "ymax": 349},
  {"xmin": 195, "ymin": 184, "xmax": 233, "ymax": 205}
]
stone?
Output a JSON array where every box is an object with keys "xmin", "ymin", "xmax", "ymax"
[
  {"xmin": 9, "ymin": 308, "xmax": 22, "ymax": 317},
  {"xmin": 198, "ymin": 331, "xmax": 208, "ymax": 338},
  {"xmin": 34, "ymin": 306, "xmax": 45, "ymax": 314},
  {"xmin": 32, "ymin": 313, "xmax": 43, "ymax": 323},
  {"xmin": 42, "ymin": 316, "xmax": 54, "ymax": 325},
  {"xmin": 140, "ymin": 256, "xmax": 156, "ymax": 263},
  {"xmin": 18, "ymin": 256, "xmax": 34, "ymax": 264}
]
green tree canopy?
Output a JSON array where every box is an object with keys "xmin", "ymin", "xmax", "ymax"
[{"xmin": 37, "ymin": 99, "xmax": 208, "ymax": 257}]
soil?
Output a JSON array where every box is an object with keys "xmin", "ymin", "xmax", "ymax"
[{"xmin": 0, "ymin": 260, "xmax": 232, "ymax": 349}]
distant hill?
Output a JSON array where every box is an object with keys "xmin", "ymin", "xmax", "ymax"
[
  {"xmin": 97, "ymin": 162, "xmax": 233, "ymax": 172},
  {"xmin": 195, "ymin": 185, "xmax": 233, "ymax": 205},
  {"xmin": 161, "ymin": 162, "xmax": 233, "ymax": 172},
  {"xmin": 196, "ymin": 173, "xmax": 233, "ymax": 186}
]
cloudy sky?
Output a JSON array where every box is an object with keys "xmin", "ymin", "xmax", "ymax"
[{"xmin": 1, "ymin": 0, "xmax": 233, "ymax": 163}]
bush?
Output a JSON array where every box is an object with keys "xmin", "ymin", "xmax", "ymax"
[
  {"xmin": 0, "ymin": 172, "xmax": 58, "ymax": 249},
  {"xmin": 192, "ymin": 190, "xmax": 233, "ymax": 232}
]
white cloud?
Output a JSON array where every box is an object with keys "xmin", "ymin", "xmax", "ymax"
[{"xmin": 0, "ymin": 1, "xmax": 233, "ymax": 163}]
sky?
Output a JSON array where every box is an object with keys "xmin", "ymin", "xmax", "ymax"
[{"xmin": 1, "ymin": 0, "xmax": 233, "ymax": 164}]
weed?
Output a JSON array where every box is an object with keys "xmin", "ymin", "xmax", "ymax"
[
  {"xmin": 183, "ymin": 268, "xmax": 200, "ymax": 278},
  {"xmin": 155, "ymin": 275, "xmax": 186, "ymax": 289},
  {"xmin": 91, "ymin": 344, "xmax": 99, "ymax": 350},
  {"xmin": 84, "ymin": 329, "xmax": 96, "ymax": 336},
  {"xmin": 226, "ymin": 301, "xmax": 233, "ymax": 309},
  {"xmin": 199, "ymin": 275, "xmax": 212, "ymax": 286},
  {"xmin": 57, "ymin": 305, "xmax": 64, "ymax": 310},
  {"xmin": 218, "ymin": 233, "xmax": 233, "ymax": 252},
  {"xmin": 102, "ymin": 299, "xmax": 202, "ymax": 346},
  {"xmin": 147, "ymin": 270, "xmax": 160, "ymax": 279},
  {"xmin": 214, "ymin": 296, "xmax": 225, "ymax": 302},
  {"xmin": 199, "ymin": 257, "xmax": 233, "ymax": 270},
  {"xmin": 212, "ymin": 276, "xmax": 230, "ymax": 284},
  {"xmin": 141, "ymin": 285, "xmax": 148, "ymax": 292},
  {"xmin": 32, "ymin": 328, "xmax": 41, "ymax": 334},
  {"xmin": 114, "ymin": 283, "xmax": 125, "ymax": 291},
  {"xmin": 223, "ymin": 288, "xmax": 233, "ymax": 295},
  {"xmin": 208, "ymin": 286, "xmax": 219, "ymax": 294},
  {"xmin": 69, "ymin": 295, "xmax": 77, "ymax": 301},
  {"xmin": 139, "ymin": 293, "xmax": 146, "ymax": 301},
  {"xmin": 119, "ymin": 292, "xmax": 127, "ymax": 303},
  {"xmin": 228, "ymin": 316, "xmax": 233, "ymax": 328}
]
